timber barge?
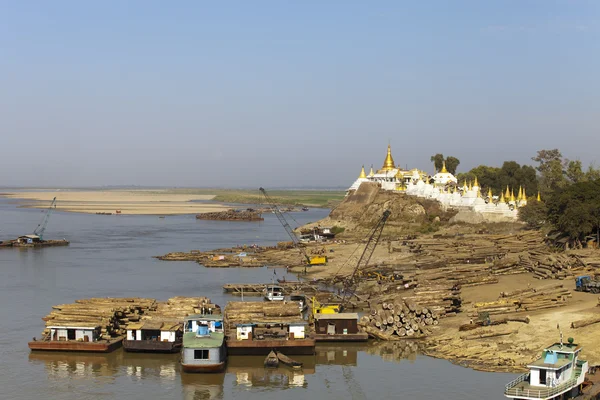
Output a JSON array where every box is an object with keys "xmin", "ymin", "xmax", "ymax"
[
  {"xmin": 224, "ymin": 302, "xmax": 316, "ymax": 355},
  {"xmin": 123, "ymin": 320, "xmax": 183, "ymax": 353},
  {"xmin": 1, "ymin": 235, "xmax": 69, "ymax": 248},
  {"xmin": 313, "ymin": 313, "xmax": 368, "ymax": 342},
  {"xmin": 29, "ymin": 325, "xmax": 123, "ymax": 353}
]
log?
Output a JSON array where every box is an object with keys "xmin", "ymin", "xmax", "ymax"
[{"xmin": 570, "ymin": 316, "xmax": 600, "ymax": 329}]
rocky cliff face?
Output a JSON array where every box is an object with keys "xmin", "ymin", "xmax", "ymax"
[{"xmin": 305, "ymin": 183, "xmax": 455, "ymax": 236}]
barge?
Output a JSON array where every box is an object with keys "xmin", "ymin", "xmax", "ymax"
[
  {"xmin": 28, "ymin": 324, "xmax": 123, "ymax": 353},
  {"xmin": 1, "ymin": 235, "xmax": 69, "ymax": 248},
  {"xmin": 504, "ymin": 338, "xmax": 589, "ymax": 400},
  {"xmin": 226, "ymin": 321, "xmax": 315, "ymax": 355},
  {"xmin": 181, "ymin": 314, "xmax": 227, "ymax": 373},
  {"xmin": 313, "ymin": 313, "xmax": 368, "ymax": 342},
  {"xmin": 123, "ymin": 320, "xmax": 183, "ymax": 353}
]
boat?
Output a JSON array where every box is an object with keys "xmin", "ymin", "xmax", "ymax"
[
  {"xmin": 313, "ymin": 312, "xmax": 368, "ymax": 342},
  {"xmin": 264, "ymin": 350, "xmax": 279, "ymax": 368},
  {"xmin": 28, "ymin": 325, "xmax": 123, "ymax": 353},
  {"xmin": 290, "ymin": 293, "xmax": 308, "ymax": 312},
  {"xmin": 123, "ymin": 320, "xmax": 183, "ymax": 353},
  {"xmin": 264, "ymin": 285, "xmax": 285, "ymax": 301},
  {"xmin": 301, "ymin": 207, "xmax": 309, "ymax": 211},
  {"xmin": 180, "ymin": 315, "xmax": 227, "ymax": 373},
  {"xmin": 276, "ymin": 351, "xmax": 303, "ymax": 369},
  {"xmin": 504, "ymin": 337, "xmax": 589, "ymax": 399}
]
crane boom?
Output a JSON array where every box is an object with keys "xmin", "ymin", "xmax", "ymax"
[
  {"xmin": 33, "ymin": 197, "xmax": 57, "ymax": 240},
  {"xmin": 259, "ymin": 187, "xmax": 300, "ymax": 247},
  {"xmin": 340, "ymin": 209, "xmax": 391, "ymax": 309}
]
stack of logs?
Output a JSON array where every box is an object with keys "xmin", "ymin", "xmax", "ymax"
[
  {"xmin": 359, "ymin": 298, "xmax": 439, "ymax": 340},
  {"xmin": 42, "ymin": 298, "xmax": 158, "ymax": 339},
  {"xmin": 41, "ymin": 297, "xmax": 220, "ymax": 339},
  {"xmin": 140, "ymin": 296, "xmax": 220, "ymax": 321},
  {"xmin": 223, "ymin": 301, "xmax": 303, "ymax": 337},
  {"xmin": 520, "ymin": 252, "xmax": 584, "ymax": 280},
  {"xmin": 470, "ymin": 283, "xmax": 571, "ymax": 316}
]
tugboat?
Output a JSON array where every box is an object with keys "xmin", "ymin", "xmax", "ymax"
[
  {"xmin": 180, "ymin": 315, "xmax": 226, "ymax": 373},
  {"xmin": 504, "ymin": 336, "xmax": 588, "ymax": 399}
]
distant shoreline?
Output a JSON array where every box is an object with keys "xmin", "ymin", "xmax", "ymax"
[{"xmin": 0, "ymin": 188, "xmax": 344, "ymax": 215}]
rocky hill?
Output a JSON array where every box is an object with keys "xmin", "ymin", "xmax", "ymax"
[{"xmin": 303, "ymin": 182, "xmax": 456, "ymax": 236}]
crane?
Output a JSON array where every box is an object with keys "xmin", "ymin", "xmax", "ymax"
[
  {"xmin": 33, "ymin": 197, "xmax": 57, "ymax": 240},
  {"xmin": 312, "ymin": 209, "xmax": 391, "ymax": 314},
  {"xmin": 259, "ymin": 187, "xmax": 327, "ymax": 266},
  {"xmin": 339, "ymin": 209, "xmax": 390, "ymax": 311}
]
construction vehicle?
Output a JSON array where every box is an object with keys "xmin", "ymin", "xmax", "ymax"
[
  {"xmin": 575, "ymin": 275, "xmax": 600, "ymax": 294},
  {"xmin": 311, "ymin": 209, "xmax": 391, "ymax": 315},
  {"xmin": 33, "ymin": 197, "xmax": 57, "ymax": 240},
  {"xmin": 259, "ymin": 187, "xmax": 327, "ymax": 266}
]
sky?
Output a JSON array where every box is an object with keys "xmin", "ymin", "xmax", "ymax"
[{"xmin": 0, "ymin": 1, "xmax": 598, "ymax": 188}]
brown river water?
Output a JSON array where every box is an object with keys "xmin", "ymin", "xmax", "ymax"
[{"xmin": 0, "ymin": 198, "xmax": 516, "ymax": 399}]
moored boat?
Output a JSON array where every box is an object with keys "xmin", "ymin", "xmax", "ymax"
[
  {"xmin": 313, "ymin": 313, "xmax": 368, "ymax": 342},
  {"xmin": 276, "ymin": 351, "xmax": 303, "ymax": 369},
  {"xmin": 180, "ymin": 315, "xmax": 227, "ymax": 373},
  {"xmin": 264, "ymin": 350, "xmax": 279, "ymax": 368},
  {"xmin": 28, "ymin": 324, "xmax": 123, "ymax": 353},
  {"xmin": 264, "ymin": 285, "xmax": 285, "ymax": 301},
  {"xmin": 504, "ymin": 337, "xmax": 588, "ymax": 400},
  {"xmin": 290, "ymin": 293, "xmax": 308, "ymax": 312}
]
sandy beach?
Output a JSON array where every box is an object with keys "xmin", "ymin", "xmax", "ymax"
[{"xmin": 0, "ymin": 190, "xmax": 231, "ymax": 215}]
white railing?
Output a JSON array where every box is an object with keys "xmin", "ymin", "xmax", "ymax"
[
  {"xmin": 505, "ymin": 378, "xmax": 577, "ymax": 398},
  {"xmin": 505, "ymin": 373, "xmax": 529, "ymax": 391}
]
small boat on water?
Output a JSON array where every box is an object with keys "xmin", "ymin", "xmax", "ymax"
[
  {"xmin": 276, "ymin": 351, "xmax": 303, "ymax": 369},
  {"xmin": 264, "ymin": 350, "xmax": 279, "ymax": 368}
]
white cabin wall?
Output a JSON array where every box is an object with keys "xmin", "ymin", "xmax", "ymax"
[
  {"xmin": 236, "ymin": 326, "xmax": 252, "ymax": 340},
  {"xmin": 530, "ymin": 368, "xmax": 540, "ymax": 386},
  {"xmin": 127, "ymin": 330, "xmax": 135, "ymax": 340},
  {"xmin": 160, "ymin": 331, "xmax": 175, "ymax": 342},
  {"xmin": 290, "ymin": 325, "xmax": 305, "ymax": 339}
]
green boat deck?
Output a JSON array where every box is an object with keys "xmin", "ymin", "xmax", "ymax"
[{"xmin": 182, "ymin": 332, "xmax": 224, "ymax": 349}]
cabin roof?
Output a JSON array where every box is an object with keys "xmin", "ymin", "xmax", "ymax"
[
  {"xmin": 528, "ymin": 357, "xmax": 572, "ymax": 370},
  {"xmin": 182, "ymin": 332, "xmax": 224, "ymax": 348},
  {"xmin": 545, "ymin": 343, "xmax": 581, "ymax": 353},
  {"xmin": 20, "ymin": 234, "xmax": 40, "ymax": 239},
  {"xmin": 142, "ymin": 321, "xmax": 165, "ymax": 330},
  {"xmin": 127, "ymin": 323, "xmax": 144, "ymax": 330},
  {"xmin": 48, "ymin": 324, "xmax": 98, "ymax": 330},
  {"xmin": 314, "ymin": 313, "xmax": 359, "ymax": 320},
  {"xmin": 183, "ymin": 314, "xmax": 223, "ymax": 322}
]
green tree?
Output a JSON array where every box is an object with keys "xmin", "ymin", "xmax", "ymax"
[
  {"xmin": 518, "ymin": 200, "xmax": 548, "ymax": 229},
  {"xmin": 445, "ymin": 156, "xmax": 460, "ymax": 175},
  {"xmin": 566, "ymin": 160, "xmax": 586, "ymax": 183},
  {"xmin": 430, "ymin": 154, "xmax": 444, "ymax": 172},
  {"xmin": 532, "ymin": 149, "xmax": 567, "ymax": 195},
  {"xmin": 587, "ymin": 164, "xmax": 600, "ymax": 181},
  {"xmin": 546, "ymin": 180, "xmax": 600, "ymax": 245}
]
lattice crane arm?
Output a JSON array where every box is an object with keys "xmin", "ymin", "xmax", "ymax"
[{"xmin": 33, "ymin": 197, "xmax": 57, "ymax": 240}]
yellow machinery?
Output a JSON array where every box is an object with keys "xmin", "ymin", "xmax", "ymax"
[
  {"xmin": 311, "ymin": 296, "xmax": 340, "ymax": 315},
  {"xmin": 308, "ymin": 255, "xmax": 327, "ymax": 266}
]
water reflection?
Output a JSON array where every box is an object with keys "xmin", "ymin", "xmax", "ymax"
[{"xmin": 29, "ymin": 341, "xmax": 424, "ymax": 397}]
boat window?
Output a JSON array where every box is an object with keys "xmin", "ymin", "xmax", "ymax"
[
  {"xmin": 67, "ymin": 329, "xmax": 76, "ymax": 340},
  {"xmin": 194, "ymin": 349, "xmax": 209, "ymax": 360}
]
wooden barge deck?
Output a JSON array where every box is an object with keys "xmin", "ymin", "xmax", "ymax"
[
  {"xmin": 223, "ymin": 282, "xmax": 319, "ymax": 296},
  {"xmin": 314, "ymin": 333, "xmax": 368, "ymax": 342},
  {"xmin": 123, "ymin": 339, "xmax": 181, "ymax": 353},
  {"xmin": 1, "ymin": 239, "xmax": 69, "ymax": 248},
  {"xmin": 28, "ymin": 337, "xmax": 123, "ymax": 353},
  {"xmin": 226, "ymin": 337, "xmax": 316, "ymax": 356}
]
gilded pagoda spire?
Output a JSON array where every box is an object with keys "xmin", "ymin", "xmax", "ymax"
[
  {"xmin": 468, "ymin": 181, "xmax": 473, "ymax": 191},
  {"xmin": 517, "ymin": 186, "xmax": 523, "ymax": 200},
  {"xmin": 368, "ymin": 165, "xmax": 374, "ymax": 177},
  {"xmin": 500, "ymin": 191, "xmax": 506, "ymax": 203},
  {"xmin": 473, "ymin": 176, "xmax": 479, "ymax": 188},
  {"xmin": 359, "ymin": 165, "xmax": 367, "ymax": 179},
  {"xmin": 488, "ymin": 188, "xmax": 493, "ymax": 200},
  {"xmin": 510, "ymin": 189, "xmax": 516, "ymax": 202},
  {"xmin": 537, "ymin": 191, "xmax": 541, "ymax": 202},
  {"xmin": 522, "ymin": 187, "xmax": 527, "ymax": 200},
  {"xmin": 381, "ymin": 144, "xmax": 396, "ymax": 171},
  {"xmin": 505, "ymin": 186, "xmax": 511, "ymax": 199},
  {"xmin": 441, "ymin": 160, "xmax": 448, "ymax": 173}
]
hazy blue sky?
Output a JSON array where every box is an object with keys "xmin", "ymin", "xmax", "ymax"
[{"xmin": 1, "ymin": 1, "xmax": 598, "ymax": 188}]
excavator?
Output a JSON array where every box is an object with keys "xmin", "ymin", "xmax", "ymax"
[
  {"xmin": 311, "ymin": 209, "xmax": 391, "ymax": 315},
  {"xmin": 259, "ymin": 187, "xmax": 327, "ymax": 266}
]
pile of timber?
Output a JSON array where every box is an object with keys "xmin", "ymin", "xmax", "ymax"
[
  {"xmin": 196, "ymin": 209, "xmax": 264, "ymax": 222},
  {"xmin": 41, "ymin": 298, "xmax": 158, "ymax": 339},
  {"xmin": 141, "ymin": 296, "xmax": 220, "ymax": 321},
  {"xmin": 520, "ymin": 252, "xmax": 584, "ymax": 280},
  {"xmin": 471, "ymin": 283, "xmax": 571, "ymax": 316},
  {"xmin": 223, "ymin": 301, "xmax": 304, "ymax": 336},
  {"xmin": 359, "ymin": 298, "xmax": 439, "ymax": 340}
]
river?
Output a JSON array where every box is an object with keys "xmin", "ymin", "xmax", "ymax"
[{"xmin": 0, "ymin": 198, "xmax": 516, "ymax": 399}]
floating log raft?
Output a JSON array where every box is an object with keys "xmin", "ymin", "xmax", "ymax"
[
  {"xmin": 359, "ymin": 298, "xmax": 440, "ymax": 340},
  {"xmin": 224, "ymin": 301, "xmax": 305, "ymax": 335},
  {"xmin": 196, "ymin": 209, "xmax": 264, "ymax": 222}
]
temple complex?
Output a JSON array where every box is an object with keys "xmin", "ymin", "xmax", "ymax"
[{"xmin": 347, "ymin": 145, "xmax": 533, "ymax": 221}]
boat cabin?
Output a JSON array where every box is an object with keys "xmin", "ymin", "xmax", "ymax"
[
  {"xmin": 17, "ymin": 235, "xmax": 42, "ymax": 244},
  {"xmin": 48, "ymin": 325, "xmax": 100, "ymax": 342},
  {"xmin": 314, "ymin": 313, "xmax": 360, "ymax": 336},
  {"xmin": 264, "ymin": 285, "xmax": 285, "ymax": 301},
  {"xmin": 126, "ymin": 321, "xmax": 181, "ymax": 343},
  {"xmin": 235, "ymin": 321, "xmax": 307, "ymax": 340},
  {"xmin": 290, "ymin": 293, "xmax": 307, "ymax": 312},
  {"xmin": 505, "ymin": 339, "xmax": 589, "ymax": 399},
  {"xmin": 181, "ymin": 315, "xmax": 227, "ymax": 373}
]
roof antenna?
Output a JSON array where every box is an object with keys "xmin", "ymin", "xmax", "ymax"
[{"xmin": 559, "ymin": 324, "xmax": 563, "ymax": 349}]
